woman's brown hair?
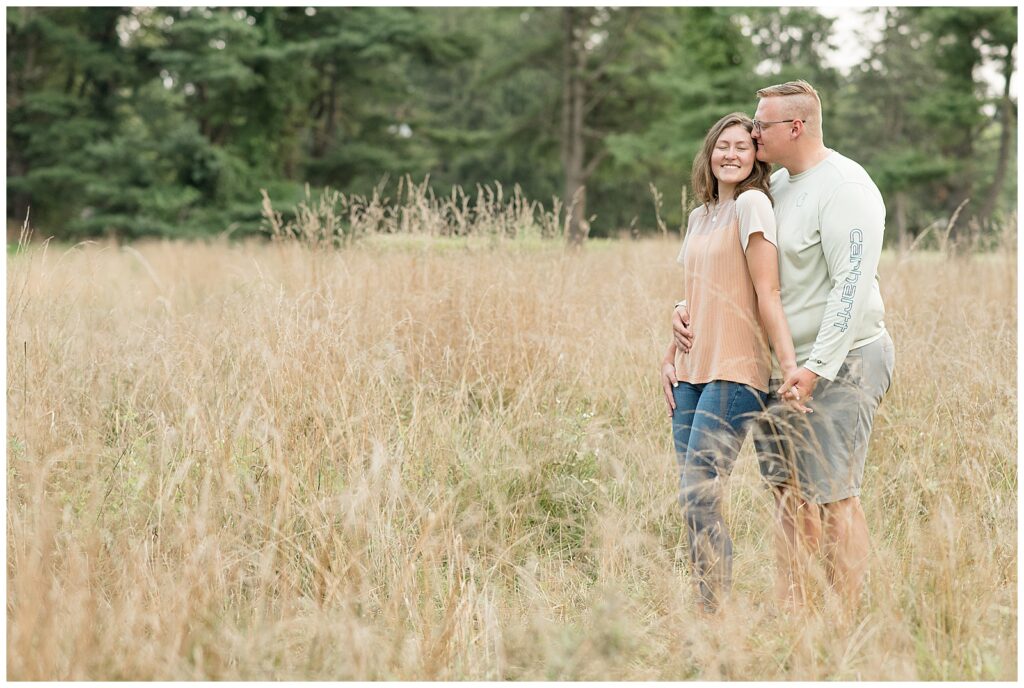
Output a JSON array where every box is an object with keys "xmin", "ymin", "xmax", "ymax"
[{"xmin": 691, "ymin": 112, "xmax": 773, "ymax": 210}]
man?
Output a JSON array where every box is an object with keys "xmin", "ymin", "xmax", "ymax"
[{"xmin": 672, "ymin": 80, "xmax": 895, "ymax": 612}]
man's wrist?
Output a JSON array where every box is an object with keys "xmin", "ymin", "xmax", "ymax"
[{"xmin": 802, "ymin": 363, "xmax": 827, "ymax": 381}]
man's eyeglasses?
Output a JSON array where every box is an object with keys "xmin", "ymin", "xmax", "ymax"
[{"xmin": 753, "ymin": 118, "xmax": 796, "ymax": 133}]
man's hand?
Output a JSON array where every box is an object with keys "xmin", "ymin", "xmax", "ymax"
[
  {"xmin": 672, "ymin": 306, "xmax": 693, "ymax": 353},
  {"xmin": 777, "ymin": 367, "xmax": 819, "ymax": 414},
  {"xmin": 661, "ymin": 362, "xmax": 678, "ymax": 417}
]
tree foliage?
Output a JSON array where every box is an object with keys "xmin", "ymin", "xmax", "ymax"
[{"xmin": 5, "ymin": 6, "xmax": 1017, "ymax": 242}]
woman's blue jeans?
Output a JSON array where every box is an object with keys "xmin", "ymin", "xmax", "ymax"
[{"xmin": 671, "ymin": 380, "xmax": 767, "ymax": 612}]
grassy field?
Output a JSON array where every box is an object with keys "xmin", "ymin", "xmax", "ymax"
[{"xmin": 7, "ymin": 234, "xmax": 1017, "ymax": 679}]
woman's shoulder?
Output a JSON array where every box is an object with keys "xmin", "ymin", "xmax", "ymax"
[
  {"xmin": 685, "ymin": 204, "xmax": 707, "ymax": 226},
  {"xmin": 736, "ymin": 188, "xmax": 772, "ymax": 209},
  {"xmin": 688, "ymin": 203, "xmax": 710, "ymax": 218}
]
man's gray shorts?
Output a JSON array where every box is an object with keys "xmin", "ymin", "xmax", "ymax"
[{"xmin": 753, "ymin": 331, "xmax": 896, "ymax": 504}]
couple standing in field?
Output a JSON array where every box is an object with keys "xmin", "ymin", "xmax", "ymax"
[{"xmin": 660, "ymin": 80, "xmax": 895, "ymax": 615}]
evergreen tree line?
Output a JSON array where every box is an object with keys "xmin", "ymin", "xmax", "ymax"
[{"xmin": 6, "ymin": 6, "xmax": 1017, "ymax": 244}]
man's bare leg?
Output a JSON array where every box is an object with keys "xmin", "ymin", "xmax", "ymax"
[
  {"xmin": 772, "ymin": 486, "xmax": 822, "ymax": 607},
  {"xmin": 820, "ymin": 496, "xmax": 870, "ymax": 614}
]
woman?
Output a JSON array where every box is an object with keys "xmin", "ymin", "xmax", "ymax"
[{"xmin": 659, "ymin": 112, "xmax": 807, "ymax": 614}]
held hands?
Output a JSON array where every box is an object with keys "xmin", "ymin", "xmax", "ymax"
[
  {"xmin": 777, "ymin": 366, "xmax": 818, "ymax": 414},
  {"xmin": 672, "ymin": 305, "xmax": 693, "ymax": 353}
]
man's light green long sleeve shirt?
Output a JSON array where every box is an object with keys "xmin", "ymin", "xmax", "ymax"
[{"xmin": 769, "ymin": 151, "xmax": 887, "ymax": 381}]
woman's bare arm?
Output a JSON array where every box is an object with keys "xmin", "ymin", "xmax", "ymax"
[{"xmin": 745, "ymin": 233, "xmax": 810, "ymax": 411}]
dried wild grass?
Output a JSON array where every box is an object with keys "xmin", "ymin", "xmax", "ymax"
[{"xmin": 6, "ymin": 200, "xmax": 1017, "ymax": 679}]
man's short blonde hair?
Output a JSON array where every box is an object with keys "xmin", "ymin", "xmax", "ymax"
[{"xmin": 756, "ymin": 80, "xmax": 823, "ymax": 139}]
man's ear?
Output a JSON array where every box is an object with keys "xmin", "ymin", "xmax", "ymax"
[{"xmin": 790, "ymin": 119, "xmax": 805, "ymax": 140}]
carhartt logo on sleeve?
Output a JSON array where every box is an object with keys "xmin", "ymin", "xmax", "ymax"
[{"xmin": 834, "ymin": 228, "xmax": 863, "ymax": 332}]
